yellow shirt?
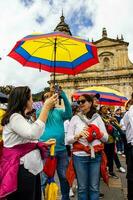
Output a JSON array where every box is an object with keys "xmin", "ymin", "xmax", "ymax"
[{"xmin": 108, "ymin": 135, "xmax": 114, "ymax": 143}]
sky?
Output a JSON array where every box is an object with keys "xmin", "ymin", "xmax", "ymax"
[{"xmin": 0, "ymin": 0, "xmax": 133, "ymax": 93}]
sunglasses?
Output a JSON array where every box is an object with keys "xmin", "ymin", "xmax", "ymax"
[{"xmin": 77, "ymin": 99, "xmax": 86, "ymax": 105}]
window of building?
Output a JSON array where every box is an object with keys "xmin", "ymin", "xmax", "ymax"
[{"xmin": 103, "ymin": 57, "xmax": 110, "ymax": 67}]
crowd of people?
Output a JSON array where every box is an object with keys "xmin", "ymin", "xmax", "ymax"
[{"xmin": 0, "ymin": 86, "xmax": 133, "ymax": 200}]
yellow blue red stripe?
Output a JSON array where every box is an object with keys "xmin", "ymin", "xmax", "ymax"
[{"xmin": 8, "ymin": 32, "xmax": 99, "ymax": 75}]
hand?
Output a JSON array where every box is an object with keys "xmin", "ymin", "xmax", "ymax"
[
  {"xmin": 74, "ymin": 127, "xmax": 88, "ymax": 140},
  {"xmin": 44, "ymin": 94, "xmax": 58, "ymax": 109},
  {"xmin": 80, "ymin": 129, "xmax": 89, "ymax": 138},
  {"xmin": 44, "ymin": 138, "xmax": 56, "ymax": 146}
]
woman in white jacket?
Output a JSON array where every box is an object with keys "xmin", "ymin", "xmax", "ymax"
[{"xmin": 66, "ymin": 94, "xmax": 108, "ymax": 200}]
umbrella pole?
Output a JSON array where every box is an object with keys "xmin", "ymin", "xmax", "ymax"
[{"xmin": 53, "ymin": 38, "xmax": 57, "ymax": 86}]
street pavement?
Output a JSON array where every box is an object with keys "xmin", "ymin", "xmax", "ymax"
[{"xmin": 55, "ymin": 155, "xmax": 127, "ymax": 200}]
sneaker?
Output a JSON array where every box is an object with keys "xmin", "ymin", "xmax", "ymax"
[
  {"xmin": 69, "ymin": 188, "xmax": 75, "ymax": 197},
  {"xmin": 109, "ymin": 172, "xmax": 119, "ymax": 179},
  {"xmin": 99, "ymin": 192, "xmax": 104, "ymax": 199},
  {"xmin": 119, "ymin": 167, "xmax": 126, "ymax": 173}
]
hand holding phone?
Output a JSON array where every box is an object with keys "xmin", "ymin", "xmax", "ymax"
[{"xmin": 55, "ymin": 84, "xmax": 60, "ymax": 94}]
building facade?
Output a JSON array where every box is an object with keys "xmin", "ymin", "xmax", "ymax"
[{"xmin": 50, "ymin": 15, "xmax": 133, "ymax": 100}]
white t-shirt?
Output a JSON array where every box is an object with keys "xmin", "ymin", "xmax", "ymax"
[
  {"xmin": 64, "ymin": 119, "xmax": 70, "ymax": 145},
  {"xmin": 123, "ymin": 105, "xmax": 133, "ymax": 145},
  {"xmin": 3, "ymin": 113, "xmax": 45, "ymax": 175}
]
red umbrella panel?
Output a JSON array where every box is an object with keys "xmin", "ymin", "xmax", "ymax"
[{"xmin": 43, "ymin": 143, "xmax": 57, "ymax": 178}]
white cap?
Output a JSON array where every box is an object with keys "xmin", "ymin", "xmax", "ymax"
[{"xmin": 0, "ymin": 103, "xmax": 7, "ymax": 110}]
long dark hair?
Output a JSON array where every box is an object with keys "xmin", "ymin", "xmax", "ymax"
[
  {"xmin": 1, "ymin": 86, "xmax": 31, "ymax": 126},
  {"xmin": 125, "ymin": 99, "xmax": 133, "ymax": 111},
  {"xmin": 80, "ymin": 94, "xmax": 96, "ymax": 119}
]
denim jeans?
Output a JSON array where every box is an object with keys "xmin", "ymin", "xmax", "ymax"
[
  {"xmin": 41, "ymin": 150, "xmax": 70, "ymax": 200},
  {"xmin": 73, "ymin": 154, "xmax": 101, "ymax": 200},
  {"xmin": 116, "ymin": 140, "xmax": 124, "ymax": 152}
]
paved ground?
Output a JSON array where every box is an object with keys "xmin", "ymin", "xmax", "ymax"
[{"xmin": 55, "ymin": 155, "xmax": 127, "ymax": 200}]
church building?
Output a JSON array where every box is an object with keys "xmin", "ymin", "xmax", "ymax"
[{"xmin": 49, "ymin": 14, "xmax": 133, "ymax": 100}]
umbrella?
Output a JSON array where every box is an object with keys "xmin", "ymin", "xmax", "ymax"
[
  {"xmin": 8, "ymin": 32, "xmax": 99, "ymax": 84},
  {"xmin": 73, "ymin": 86, "xmax": 128, "ymax": 106},
  {"xmin": 43, "ymin": 143, "xmax": 58, "ymax": 200},
  {"xmin": 0, "ymin": 92, "xmax": 8, "ymax": 103}
]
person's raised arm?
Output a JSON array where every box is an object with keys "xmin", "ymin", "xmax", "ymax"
[
  {"xmin": 38, "ymin": 94, "xmax": 58, "ymax": 123},
  {"xmin": 10, "ymin": 94, "xmax": 58, "ymax": 140},
  {"xmin": 60, "ymin": 91, "xmax": 72, "ymax": 120}
]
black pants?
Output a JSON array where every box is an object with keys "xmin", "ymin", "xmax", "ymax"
[
  {"xmin": 114, "ymin": 152, "xmax": 121, "ymax": 169},
  {"xmin": 128, "ymin": 180, "xmax": 133, "ymax": 200},
  {"xmin": 121, "ymin": 133, "xmax": 128, "ymax": 163},
  {"xmin": 66, "ymin": 145, "xmax": 71, "ymax": 157},
  {"xmin": 127, "ymin": 145, "xmax": 133, "ymax": 180},
  {"xmin": 104, "ymin": 143, "xmax": 115, "ymax": 173},
  {"xmin": 126, "ymin": 144, "xmax": 133, "ymax": 200},
  {"xmin": 7, "ymin": 165, "xmax": 41, "ymax": 200}
]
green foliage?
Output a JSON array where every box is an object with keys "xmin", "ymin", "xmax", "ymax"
[
  {"xmin": 32, "ymin": 87, "xmax": 50, "ymax": 101},
  {"xmin": 0, "ymin": 86, "xmax": 51, "ymax": 102}
]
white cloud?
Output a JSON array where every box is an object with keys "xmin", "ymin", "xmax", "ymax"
[
  {"xmin": 0, "ymin": 0, "xmax": 133, "ymax": 93},
  {"xmin": 77, "ymin": 0, "xmax": 133, "ymax": 62}
]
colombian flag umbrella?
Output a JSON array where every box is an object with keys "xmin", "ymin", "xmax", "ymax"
[
  {"xmin": 73, "ymin": 86, "xmax": 128, "ymax": 106},
  {"xmin": 43, "ymin": 143, "xmax": 58, "ymax": 200},
  {"xmin": 8, "ymin": 32, "xmax": 99, "ymax": 84}
]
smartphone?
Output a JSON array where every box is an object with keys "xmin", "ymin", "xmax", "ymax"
[{"xmin": 55, "ymin": 84, "xmax": 60, "ymax": 94}]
